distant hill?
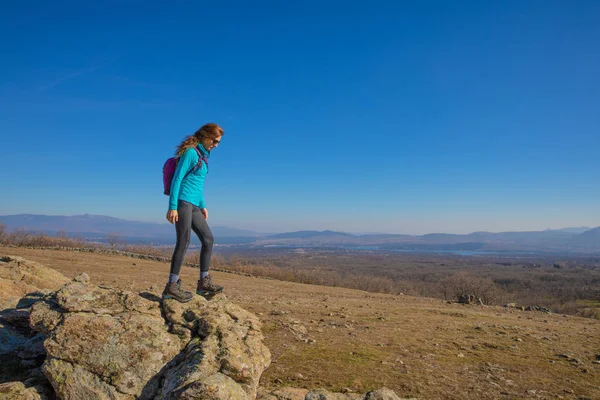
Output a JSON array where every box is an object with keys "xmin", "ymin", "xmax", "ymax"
[
  {"xmin": 1, "ymin": 214, "xmax": 599, "ymax": 253},
  {"xmin": 0, "ymin": 214, "xmax": 261, "ymax": 240},
  {"xmin": 267, "ymin": 230, "xmax": 354, "ymax": 239},
  {"xmin": 571, "ymin": 226, "xmax": 600, "ymax": 245},
  {"xmin": 548, "ymin": 226, "xmax": 592, "ymax": 234}
]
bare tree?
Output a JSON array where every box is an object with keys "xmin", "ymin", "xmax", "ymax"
[
  {"xmin": 0, "ymin": 222, "xmax": 5, "ymax": 244},
  {"xmin": 441, "ymin": 272, "xmax": 502, "ymax": 305},
  {"xmin": 107, "ymin": 233, "xmax": 121, "ymax": 250},
  {"xmin": 12, "ymin": 228, "xmax": 30, "ymax": 247}
]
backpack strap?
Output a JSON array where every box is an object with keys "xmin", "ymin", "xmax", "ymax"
[{"xmin": 185, "ymin": 147, "xmax": 207, "ymax": 177}]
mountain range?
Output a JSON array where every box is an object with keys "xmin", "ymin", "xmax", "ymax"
[{"xmin": 1, "ymin": 214, "xmax": 599, "ymax": 253}]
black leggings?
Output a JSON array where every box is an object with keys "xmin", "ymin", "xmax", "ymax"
[{"xmin": 169, "ymin": 200, "xmax": 214, "ymax": 276}]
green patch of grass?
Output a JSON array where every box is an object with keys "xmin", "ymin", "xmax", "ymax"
[
  {"xmin": 262, "ymin": 341, "xmax": 393, "ymax": 392},
  {"xmin": 261, "ymin": 321, "xmax": 280, "ymax": 335}
]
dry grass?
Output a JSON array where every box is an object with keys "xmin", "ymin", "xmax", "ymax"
[
  {"xmin": 2, "ymin": 228, "xmax": 600, "ymax": 320},
  {"xmin": 2, "ymin": 247, "xmax": 600, "ymax": 400}
]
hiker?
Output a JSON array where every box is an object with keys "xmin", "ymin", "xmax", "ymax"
[{"xmin": 162, "ymin": 123, "xmax": 224, "ymax": 302}]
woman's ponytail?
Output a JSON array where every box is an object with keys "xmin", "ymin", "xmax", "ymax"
[{"xmin": 175, "ymin": 123, "xmax": 224, "ymax": 157}]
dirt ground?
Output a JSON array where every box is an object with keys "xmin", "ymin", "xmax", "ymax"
[{"xmin": 3, "ymin": 248, "xmax": 599, "ymax": 400}]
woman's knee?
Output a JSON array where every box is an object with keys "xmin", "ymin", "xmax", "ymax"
[
  {"xmin": 202, "ymin": 232, "xmax": 214, "ymax": 248},
  {"xmin": 175, "ymin": 229, "xmax": 191, "ymax": 248}
]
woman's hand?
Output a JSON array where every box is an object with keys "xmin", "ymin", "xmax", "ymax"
[
  {"xmin": 166, "ymin": 210, "xmax": 178, "ymax": 224},
  {"xmin": 201, "ymin": 208, "xmax": 208, "ymax": 220}
]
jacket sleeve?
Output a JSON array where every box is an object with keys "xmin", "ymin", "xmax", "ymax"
[
  {"xmin": 198, "ymin": 192, "xmax": 206, "ymax": 209},
  {"xmin": 168, "ymin": 148, "xmax": 197, "ymax": 210}
]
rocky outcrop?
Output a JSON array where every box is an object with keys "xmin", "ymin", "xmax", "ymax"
[
  {"xmin": 0, "ymin": 256, "xmax": 66, "ymax": 395},
  {"xmin": 0, "ymin": 255, "xmax": 69, "ymax": 309},
  {"xmin": 1, "ymin": 255, "xmax": 406, "ymax": 400},
  {"xmin": 36, "ymin": 283, "xmax": 181, "ymax": 399},
  {"xmin": 158, "ymin": 295, "xmax": 271, "ymax": 399},
  {"xmin": 26, "ymin": 281, "xmax": 271, "ymax": 399},
  {"xmin": 0, "ymin": 381, "xmax": 46, "ymax": 400},
  {"xmin": 1, "ymin": 255, "xmax": 272, "ymax": 399}
]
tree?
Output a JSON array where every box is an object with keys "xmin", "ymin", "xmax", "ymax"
[
  {"xmin": 107, "ymin": 233, "xmax": 121, "ymax": 250},
  {"xmin": 441, "ymin": 272, "xmax": 502, "ymax": 305},
  {"xmin": 12, "ymin": 228, "xmax": 30, "ymax": 247}
]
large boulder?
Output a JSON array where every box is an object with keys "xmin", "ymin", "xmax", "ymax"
[
  {"xmin": 156, "ymin": 293, "xmax": 272, "ymax": 399},
  {"xmin": 0, "ymin": 255, "xmax": 69, "ymax": 388},
  {"xmin": 27, "ymin": 279, "xmax": 271, "ymax": 399},
  {"xmin": 0, "ymin": 381, "xmax": 45, "ymax": 400},
  {"xmin": 0, "ymin": 255, "xmax": 69, "ymax": 309}
]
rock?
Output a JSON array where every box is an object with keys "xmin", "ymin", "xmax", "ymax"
[
  {"xmin": 43, "ymin": 358, "xmax": 127, "ymax": 400},
  {"xmin": 8, "ymin": 271, "xmax": 270, "ymax": 400},
  {"xmin": 524, "ymin": 305, "xmax": 551, "ymax": 313},
  {"xmin": 158, "ymin": 294, "xmax": 271, "ymax": 399},
  {"xmin": 0, "ymin": 381, "xmax": 45, "ymax": 400},
  {"xmin": 53, "ymin": 282, "xmax": 161, "ymax": 317},
  {"xmin": 305, "ymin": 388, "xmax": 359, "ymax": 399},
  {"xmin": 36, "ymin": 283, "xmax": 180, "ymax": 398},
  {"xmin": 14, "ymin": 291, "xmax": 49, "ymax": 310},
  {"xmin": 163, "ymin": 372, "xmax": 249, "ymax": 400},
  {"xmin": 0, "ymin": 321, "xmax": 29, "ymax": 355},
  {"xmin": 29, "ymin": 301, "xmax": 63, "ymax": 335},
  {"xmin": 0, "ymin": 308, "xmax": 31, "ymax": 330},
  {"xmin": 73, "ymin": 272, "xmax": 90, "ymax": 283},
  {"xmin": 283, "ymin": 318, "xmax": 310, "ymax": 341},
  {"xmin": 364, "ymin": 387, "xmax": 406, "ymax": 399},
  {"xmin": 257, "ymin": 386, "xmax": 309, "ymax": 399},
  {"xmin": 22, "ymin": 368, "xmax": 54, "ymax": 398},
  {"xmin": 0, "ymin": 256, "xmax": 69, "ymax": 309},
  {"xmin": 301, "ymin": 388, "xmax": 409, "ymax": 400},
  {"xmin": 458, "ymin": 294, "xmax": 482, "ymax": 305},
  {"xmin": 16, "ymin": 333, "xmax": 46, "ymax": 360}
]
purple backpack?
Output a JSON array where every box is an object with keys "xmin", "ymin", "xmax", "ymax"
[{"xmin": 162, "ymin": 147, "xmax": 208, "ymax": 195}]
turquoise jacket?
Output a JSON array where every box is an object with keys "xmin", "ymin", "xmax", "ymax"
[{"xmin": 168, "ymin": 144, "xmax": 210, "ymax": 210}]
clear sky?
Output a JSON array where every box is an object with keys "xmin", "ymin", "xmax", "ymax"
[{"xmin": 1, "ymin": 1, "xmax": 599, "ymax": 234}]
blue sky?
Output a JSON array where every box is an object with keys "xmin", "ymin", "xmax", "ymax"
[{"xmin": 1, "ymin": 1, "xmax": 599, "ymax": 234}]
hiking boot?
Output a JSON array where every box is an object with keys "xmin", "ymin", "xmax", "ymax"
[
  {"xmin": 161, "ymin": 279, "xmax": 183, "ymax": 296},
  {"xmin": 163, "ymin": 281, "xmax": 193, "ymax": 303},
  {"xmin": 196, "ymin": 274, "xmax": 224, "ymax": 296}
]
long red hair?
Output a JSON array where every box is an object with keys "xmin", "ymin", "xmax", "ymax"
[{"xmin": 175, "ymin": 123, "xmax": 223, "ymax": 157}]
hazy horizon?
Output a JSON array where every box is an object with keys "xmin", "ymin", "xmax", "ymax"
[
  {"xmin": 0, "ymin": 212, "xmax": 597, "ymax": 236},
  {"xmin": 2, "ymin": 2, "xmax": 598, "ymax": 235}
]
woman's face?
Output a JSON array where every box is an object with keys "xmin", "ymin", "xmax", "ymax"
[{"xmin": 201, "ymin": 135, "xmax": 222, "ymax": 151}]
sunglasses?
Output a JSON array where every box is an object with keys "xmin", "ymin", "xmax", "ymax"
[{"xmin": 204, "ymin": 137, "xmax": 220, "ymax": 145}]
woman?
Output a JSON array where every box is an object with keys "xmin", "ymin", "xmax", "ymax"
[{"xmin": 163, "ymin": 123, "xmax": 224, "ymax": 302}]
